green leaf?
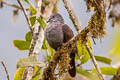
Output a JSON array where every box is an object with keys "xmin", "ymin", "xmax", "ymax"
[
  {"xmin": 95, "ymin": 56, "xmax": 112, "ymax": 64},
  {"xmin": 32, "ymin": 66, "xmax": 41, "ymax": 80},
  {"xmin": 45, "ymin": 41, "xmax": 55, "ymax": 61},
  {"xmin": 24, "ymin": 0, "xmax": 30, "ymax": 4},
  {"xmin": 29, "ymin": 5, "xmax": 37, "ymax": 15},
  {"xmin": 14, "ymin": 66, "xmax": 42, "ymax": 80},
  {"xmin": 14, "ymin": 67, "xmax": 25, "ymax": 80},
  {"xmin": 76, "ymin": 41, "xmax": 90, "ymax": 64},
  {"xmin": 42, "ymin": 40, "xmax": 47, "ymax": 49},
  {"xmin": 37, "ymin": 16, "xmax": 47, "ymax": 29},
  {"xmin": 45, "ymin": 41, "xmax": 55, "ymax": 56},
  {"xmin": 17, "ymin": 56, "xmax": 45, "ymax": 68},
  {"xmin": 109, "ymin": 27, "xmax": 120, "ymax": 61},
  {"xmin": 29, "ymin": 16, "xmax": 36, "ymax": 26},
  {"xmin": 13, "ymin": 40, "xmax": 30, "ymax": 50},
  {"xmin": 24, "ymin": 0, "xmax": 37, "ymax": 15},
  {"xmin": 25, "ymin": 32, "xmax": 32, "ymax": 41},
  {"xmin": 92, "ymin": 67, "xmax": 117, "ymax": 75},
  {"xmin": 88, "ymin": 38, "xmax": 92, "ymax": 48},
  {"xmin": 77, "ymin": 68, "xmax": 99, "ymax": 80},
  {"xmin": 47, "ymin": 55, "xmax": 52, "ymax": 62}
]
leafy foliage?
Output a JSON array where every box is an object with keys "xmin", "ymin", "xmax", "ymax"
[
  {"xmin": 14, "ymin": 66, "xmax": 42, "ymax": 80},
  {"xmin": 13, "ymin": 31, "xmax": 32, "ymax": 50},
  {"xmin": 111, "ymin": 67, "xmax": 120, "ymax": 80},
  {"xmin": 76, "ymin": 41, "xmax": 90, "ymax": 64},
  {"xmin": 14, "ymin": 67, "xmax": 25, "ymax": 80},
  {"xmin": 92, "ymin": 67, "xmax": 117, "ymax": 75},
  {"xmin": 44, "ymin": 40, "xmax": 55, "ymax": 61},
  {"xmin": 13, "ymin": 40, "xmax": 30, "ymax": 50},
  {"xmin": 25, "ymin": 32, "xmax": 32, "ymax": 41},
  {"xmin": 17, "ymin": 56, "xmax": 45, "ymax": 68},
  {"xmin": 24, "ymin": 0, "xmax": 37, "ymax": 15},
  {"xmin": 95, "ymin": 56, "xmax": 112, "ymax": 64},
  {"xmin": 32, "ymin": 66, "xmax": 41, "ymax": 80},
  {"xmin": 77, "ymin": 68, "xmax": 99, "ymax": 80},
  {"xmin": 109, "ymin": 27, "xmax": 120, "ymax": 61},
  {"xmin": 29, "ymin": 16, "xmax": 36, "ymax": 26},
  {"xmin": 37, "ymin": 16, "xmax": 47, "ymax": 29}
]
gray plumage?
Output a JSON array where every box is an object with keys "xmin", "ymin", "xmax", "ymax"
[{"xmin": 45, "ymin": 13, "xmax": 76, "ymax": 77}]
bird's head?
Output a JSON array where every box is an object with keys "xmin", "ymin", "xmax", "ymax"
[{"xmin": 47, "ymin": 13, "xmax": 64, "ymax": 23}]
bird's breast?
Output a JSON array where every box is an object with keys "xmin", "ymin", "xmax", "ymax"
[{"xmin": 45, "ymin": 24, "xmax": 64, "ymax": 49}]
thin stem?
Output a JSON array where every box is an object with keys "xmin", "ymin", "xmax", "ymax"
[
  {"xmin": 63, "ymin": 0, "xmax": 81, "ymax": 31},
  {"xmin": 0, "ymin": 61, "xmax": 10, "ymax": 80},
  {"xmin": 85, "ymin": 43, "xmax": 104, "ymax": 80},
  {"xmin": 1, "ymin": 0, "xmax": 29, "ymax": 10},
  {"xmin": 17, "ymin": 0, "xmax": 33, "ymax": 33}
]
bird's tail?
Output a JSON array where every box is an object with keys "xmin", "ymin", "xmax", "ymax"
[{"xmin": 68, "ymin": 52, "xmax": 76, "ymax": 77}]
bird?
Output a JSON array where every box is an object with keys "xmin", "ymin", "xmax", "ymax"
[{"xmin": 45, "ymin": 13, "xmax": 76, "ymax": 77}]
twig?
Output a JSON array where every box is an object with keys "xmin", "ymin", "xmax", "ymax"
[
  {"xmin": 0, "ymin": 61, "xmax": 10, "ymax": 80},
  {"xmin": 1, "ymin": 0, "xmax": 29, "ymax": 10},
  {"xmin": 63, "ymin": 0, "xmax": 81, "ymax": 31},
  {"xmin": 17, "ymin": 0, "xmax": 33, "ymax": 33},
  {"xmin": 22, "ymin": 66, "xmax": 34, "ymax": 80},
  {"xmin": 85, "ymin": 44, "xmax": 104, "ymax": 80}
]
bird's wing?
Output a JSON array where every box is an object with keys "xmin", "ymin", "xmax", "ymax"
[
  {"xmin": 62, "ymin": 24, "xmax": 74, "ymax": 43},
  {"xmin": 62, "ymin": 24, "xmax": 76, "ymax": 77}
]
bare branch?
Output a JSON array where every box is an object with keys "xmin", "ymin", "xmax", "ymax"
[
  {"xmin": 0, "ymin": 61, "xmax": 10, "ymax": 80},
  {"xmin": 0, "ymin": 0, "xmax": 29, "ymax": 10},
  {"xmin": 17, "ymin": 0, "xmax": 33, "ymax": 33},
  {"xmin": 63, "ymin": 0, "xmax": 81, "ymax": 31},
  {"xmin": 22, "ymin": 66, "xmax": 34, "ymax": 80},
  {"xmin": 2, "ymin": 0, "xmax": 20, "ymax": 9},
  {"xmin": 85, "ymin": 44, "xmax": 104, "ymax": 80}
]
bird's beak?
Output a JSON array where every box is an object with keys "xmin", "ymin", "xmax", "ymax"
[{"xmin": 47, "ymin": 19, "xmax": 50, "ymax": 23}]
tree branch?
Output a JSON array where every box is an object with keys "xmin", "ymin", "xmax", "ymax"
[
  {"xmin": 17, "ymin": 0, "xmax": 33, "ymax": 33},
  {"xmin": 63, "ymin": 0, "xmax": 105, "ymax": 80},
  {"xmin": 0, "ymin": 61, "xmax": 10, "ymax": 80},
  {"xmin": 28, "ymin": 0, "xmax": 43, "ymax": 57},
  {"xmin": 85, "ymin": 43, "xmax": 104, "ymax": 80},
  {"xmin": 63, "ymin": 0, "xmax": 81, "ymax": 31},
  {"xmin": 0, "ymin": 0, "xmax": 29, "ymax": 10},
  {"xmin": 63, "ymin": 0, "xmax": 104, "ymax": 80}
]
